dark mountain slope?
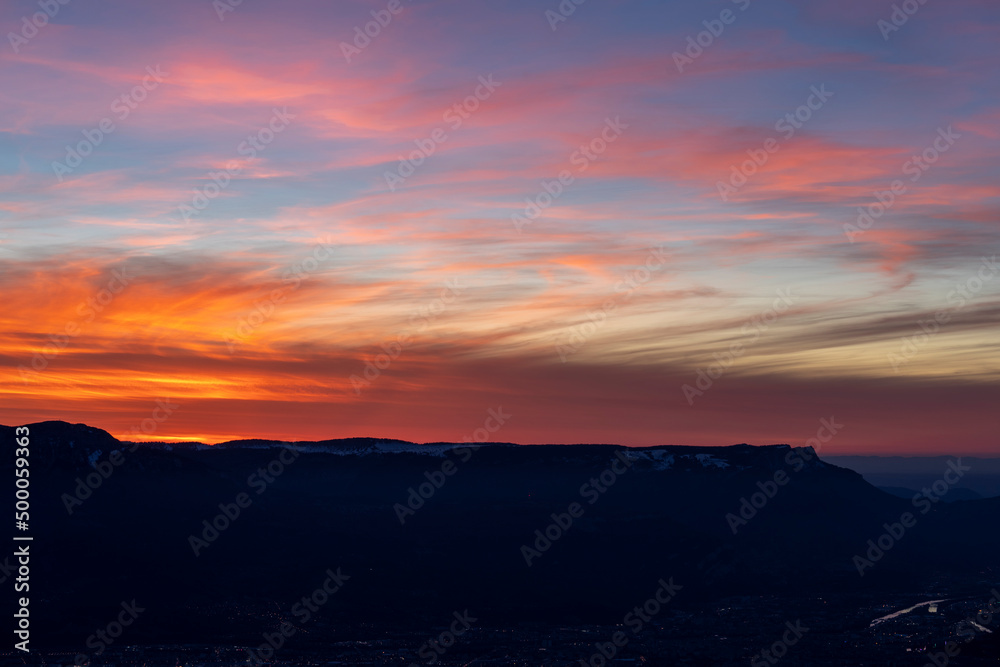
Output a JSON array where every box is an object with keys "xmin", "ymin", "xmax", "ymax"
[{"xmin": 3, "ymin": 421, "xmax": 997, "ymax": 650}]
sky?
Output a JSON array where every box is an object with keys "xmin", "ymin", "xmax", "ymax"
[{"xmin": 1, "ymin": 0, "xmax": 998, "ymax": 454}]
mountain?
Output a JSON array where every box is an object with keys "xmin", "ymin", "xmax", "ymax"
[
  {"xmin": 826, "ymin": 455, "xmax": 1000, "ymax": 498},
  {"xmin": 3, "ymin": 421, "xmax": 999, "ymax": 664}
]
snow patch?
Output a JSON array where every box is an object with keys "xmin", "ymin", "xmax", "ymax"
[
  {"xmin": 87, "ymin": 450, "xmax": 103, "ymax": 468},
  {"xmin": 695, "ymin": 453, "xmax": 730, "ymax": 469},
  {"xmin": 620, "ymin": 449, "xmax": 675, "ymax": 470},
  {"xmin": 648, "ymin": 450, "xmax": 675, "ymax": 470},
  {"xmin": 259, "ymin": 441, "xmax": 478, "ymax": 457}
]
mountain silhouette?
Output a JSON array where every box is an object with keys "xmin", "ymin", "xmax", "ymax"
[{"xmin": 4, "ymin": 421, "xmax": 998, "ymax": 661}]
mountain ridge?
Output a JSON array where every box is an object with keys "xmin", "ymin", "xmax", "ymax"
[
  {"xmin": 4, "ymin": 419, "xmax": 998, "ymax": 655},
  {"xmin": 2, "ymin": 421, "xmax": 850, "ymax": 487}
]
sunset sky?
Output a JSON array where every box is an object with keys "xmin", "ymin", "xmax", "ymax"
[{"xmin": 1, "ymin": 0, "xmax": 998, "ymax": 453}]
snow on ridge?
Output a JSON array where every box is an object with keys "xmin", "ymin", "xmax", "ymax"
[
  {"xmin": 372, "ymin": 442, "xmax": 457, "ymax": 456},
  {"xmin": 648, "ymin": 450, "xmax": 676, "ymax": 470},
  {"xmin": 123, "ymin": 441, "xmax": 212, "ymax": 451},
  {"xmin": 695, "ymin": 452, "xmax": 730, "ymax": 469},
  {"xmin": 275, "ymin": 441, "xmax": 478, "ymax": 457},
  {"xmin": 619, "ymin": 449, "xmax": 675, "ymax": 470},
  {"xmin": 87, "ymin": 449, "xmax": 103, "ymax": 468}
]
